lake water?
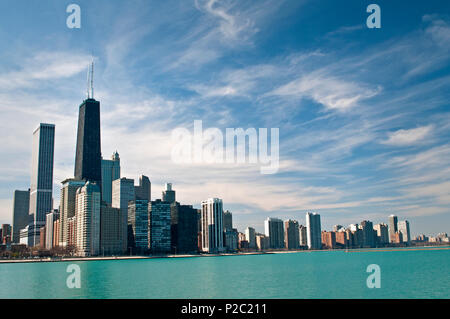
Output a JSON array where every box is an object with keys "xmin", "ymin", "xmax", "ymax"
[{"xmin": 1, "ymin": 247, "xmax": 449, "ymax": 298}]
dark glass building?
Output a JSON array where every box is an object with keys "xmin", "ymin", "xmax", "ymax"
[
  {"xmin": 171, "ymin": 202, "xmax": 198, "ymax": 254},
  {"xmin": 74, "ymin": 98, "xmax": 102, "ymax": 187}
]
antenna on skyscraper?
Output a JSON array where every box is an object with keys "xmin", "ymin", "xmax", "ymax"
[{"xmin": 86, "ymin": 59, "xmax": 94, "ymax": 99}]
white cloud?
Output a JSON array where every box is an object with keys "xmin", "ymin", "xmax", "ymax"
[{"xmin": 383, "ymin": 125, "xmax": 433, "ymax": 146}]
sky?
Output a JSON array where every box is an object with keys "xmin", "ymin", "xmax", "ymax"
[{"xmin": 0, "ymin": 0, "xmax": 449, "ymax": 237}]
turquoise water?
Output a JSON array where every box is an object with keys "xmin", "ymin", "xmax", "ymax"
[{"xmin": 0, "ymin": 248, "xmax": 449, "ymax": 298}]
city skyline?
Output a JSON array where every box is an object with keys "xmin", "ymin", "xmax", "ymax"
[{"xmin": 0, "ymin": 0, "xmax": 449, "ymax": 237}]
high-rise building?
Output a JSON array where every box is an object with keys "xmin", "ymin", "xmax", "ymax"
[
  {"xmin": 388, "ymin": 215, "xmax": 398, "ymax": 243},
  {"xmin": 135, "ymin": 175, "xmax": 151, "ymax": 201},
  {"xmin": 29, "ymin": 123, "xmax": 55, "ymax": 246},
  {"xmin": 360, "ymin": 220, "xmax": 376, "ymax": 248},
  {"xmin": 284, "ymin": 219, "xmax": 300, "ymax": 249},
  {"xmin": 201, "ymin": 198, "xmax": 224, "ymax": 253},
  {"xmin": 335, "ymin": 230, "xmax": 348, "ymax": 248},
  {"xmin": 223, "ymin": 210, "xmax": 233, "ymax": 231},
  {"xmin": 321, "ymin": 231, "xmax": 336, "ymax": 249},
  {"xmin": 128, "ymin": 199, "xmax": 149, "ymax": 254},
  {"xmin": 224, "ymin": 228, "xmax": 238, "ymax": 252},
  {"xmin": 170, "ymin": 202, "xmax": 198, "ymax": 254},
  {"xmin": 74, "ymin": 97, "xmax": 102, "ymax": 188},
  {"xmin": 264, "ymin": 217, "xmax": 284, "ymax": 249},
  {"xmin": 299, "ymin": 224, "xmax": 307, "ymax": 247},
  {"xmin": 75, "ymin": 182, "xmax": 101, "ymax": 257},
  {"xmin": 374, "ymin": 223, "xmax": 389, "ymax": 245},
  {"xmin": 256, "ymin": 233, "xmax": 270, "ymax": 251},
  {"xmin": 112, "ymin": 178, "xmax": 135, "ymax": 254},
  {"xmin": 398, "ymin": 220, "xmax": 411, "ymax": 244},
  {"xmin": 245, "ymin": 227, "xmax": 256, "ymax": 249},
  {"xmin": 45, "ymin": 210, "xmax": 59, "ymax": 250},
  {"xmin": 60, "ymin": 179, "xmax": 85, "ymax": 247},
  {"xmin": 162, "ymin": 183, "xmax": 175, "ymax": 204},
  {"xmin": 149, "ymin": 199, "xmax": 171, "ymax": 253},
  {"xmin": 100, "ymin": 204, "xmax": 123, "ymax": 255},
  {"xmin": 101, "ymin": 151, "xmax": 120, "ymax": 204},
  {"xmin": 12, "ymin": 189, "xmax": 30, "ymax": 243},
  {"xmin": 306, "ymin": 212, "xmax": 321, "ymax": 250}
]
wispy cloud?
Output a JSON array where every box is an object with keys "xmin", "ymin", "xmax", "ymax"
[{"xmin": 382, "ymin": 125, "xmax": 433, "ymax": 146}]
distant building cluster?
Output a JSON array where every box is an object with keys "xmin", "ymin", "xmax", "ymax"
[{"xmin": 1, "ymin": 71, "xmax": 448, "ymax": 257}]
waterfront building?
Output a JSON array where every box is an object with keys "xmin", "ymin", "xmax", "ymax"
[
  {"xmin": 112, "ymin": 177, "xmax": 135, "ymax": 254},
  {"xmin": 39, "ymin": 226, "xmax": 46, "ymax": 249},
  {"xmin": 29, "ymin": 123, "xmax": 55, "ymax": 246},
  {"xmin": 284, "ymin": 219, "xmax": 300, "ymax": 249},
  {"xmin": 306, "ymin": 212, "xmax": 321, "ymax": 250},
  {"xmin": 224, "ymin": 228, "xmax": 238, "ymax": 252},
  {"xmin": 200, "ymin": 198, "xmax": 224, "ymax": 253},
  {"xmin": 170, "ymin": 202, "xmax": 198, "ymax": 254},
  {"xmin": 245, "ymin": 227, "xmax": 256, "ymax": 249},
  {"xmin": 19, "ymin": 226, "xmax": 29, "ymax": 246},
  {"xmin": 101, "ymin": 151, "xmax": 120, "ymax": 204},
  {"xmin": 67, "ymin": 217, "xmax": 76, "ymax": 248},
  {"xmin": 149, "ymin": 199, "xmax": 172, "ymax": 253},
  {"xmin": 1, "ymin": 224, "xmax": 11, "ymax": 244},
  {"xmin": 223, "ymin": 210, "xmax": 233, "ymax": 231},
  {"xmin": 53, "ymin": 219, "xmax": 60, "ymax": 248},
  {"xmin": 135, "ymin": 175, "xmax": 151, "ymax": 201},
  {"xmin": 398, "ymin": 220, "xmax": 411, "ymax": 244},
  {"xmin": 128, "ymin": 199, "xmax": 149, "ymax": 253},
  {"xmin": 75, "ymin": 182, "xmax": 101, "ymax": 257},
  {"xmin": 45, "ymin": 210, "xmax": 59, "ymax": 250},
  {"xmin": 360, "ymin": 220, "xmax": 376, "ymax": 248},
  {"xmin": 256, "ymin": 233, "xmax": 270, "ymax": 251},
  {"xmin": 60, "ymin": 179, "xmax": 85, "ymax": 247},
  {"xmin": 299, "ymin": 225, "xmax": 307, "ymax": 247},
  {"xmin": 321, "ymin": 231, "xmax": 336, "ymax": 249},
  {"xmin": 374, "ymin": 223, "xmax": 389, "ymax": 245},
  {"xmin": 264, "ymin": 217, "xmax": 284, "ymax": 249},
  {"xmin": 100, "ymin": 204, "xmax": 123, "ymax": 255},
  {"xmin": 335, "ymin": 230, "xmax": 348, "ymax": 248},
  {"xmin": 389, "ymin": 215, "xmax": 399, "ymax": 243},
  {"xmin": 12, "ymin": 189, "xmax": 30, "ymax": 243}
]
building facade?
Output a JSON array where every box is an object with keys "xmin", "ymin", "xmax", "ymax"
[
  {"xmin": 245, "ymin": 227, "xmax": 256, "ymax": 249},
  {"xmin": 284, "ymin": 219, "xmax": 300, "ymax": 249},
  {"xmin": 112, "ymin": 177, "xmax": 135, "ymax": 254},
  {"xmin": 128, "ymin": 199, "xmax": 149, "ymax": 253},
  {"xmin": 101, "ymin": 151, "xmax": 120, "ymax": 204},
  {"xmin": 12, "ymin": 189, "xmax": 30, "ymax": 243},
  {"xmin": 264, "ymin": 217, "xmax": 284, "ymax": 249},
  {"xmin": 306, "ymin": 212, "xmax": 322, "ymax": 250},
  {"xmin": 75, "ymin": 182, "xmax": 101, "ymax": 257},
  {"xmin": 149, "ymin": 199, "xmax": 172, "ymax": 253},
  {"xmin": 171, "ymin": 202, "xmax": 198, "ymax": 254},
  {"xmin": 60, "ymin": 179, "xmax": 85, "ymax": 247},
  {"xmin": 201, "ymin": 198, "xmax": 224, "ymax": 253}
]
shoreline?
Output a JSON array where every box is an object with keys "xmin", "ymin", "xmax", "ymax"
[{"xmin": 1, "ymin": 245, "xmax": 449, "ymax": 264}]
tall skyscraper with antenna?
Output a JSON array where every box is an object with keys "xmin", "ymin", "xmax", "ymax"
[{"xmin": 74, "ymin": 61, "xmax": 102, "ymax": 188}]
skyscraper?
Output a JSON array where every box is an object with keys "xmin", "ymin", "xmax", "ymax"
[
  {"xmin": 299, "ymin": 224, "xmax": 307, "ymax": 247},
  {"xmin": 12, "ymin": 189, "xmax": 30, "ymax": 243},
  {"xmin": 74, "ymin": 96, "xmax": 102, "ymax": 187},
  {"xmin": 60, "ymin": 178, "xmax": 86, "ymax": 247},
  {"xmin": 149, "ymin": 199, "xmax": 171, "ymax": 253},
  {"xmin": 223, "ymin": 210, "xmax": 233, "ymax": 231},
  {"xmin": 388, "ymin": 215, "xmax": 398, "ymax": 243},
  {"xmin": 100, "ymin": 203, "xmax": 123, "ymax": 255},
  {"xmin": 306, "ymin": 212, "xmax": 321, "ymax": 250},
  {"xmin": 75, "ymin": 182, "xmax": 101, "ymax": 257},
  {"xmin": 245, "ymin": 227, "xmax": 256, "ymax": 249},
  {"xmin": 112, "ymin": 178, "xmax": 135, "ymax": 253},
  {"xmin": 29, "ymin": 123, "xmax": 55, "ymax": 246},
  {"xmin": 360, "ymin": 220, "xmax": 376, "ymax": 248},
  {"xmin": 101, "ymin": 151, "xmax": 120, "ymax": 204},
  {"xmin": 284, "ymin": 219, "xmax": 300, "ymax": 249},
  {"xmin": 201, "ymin": 198, "xmax": 224, "ymax": 253},
  {"xmin": 45, "ymin": 210, "xmax": 59, "ymax": 250},
  {"xmin": 374, "ymin": 223, "xmax": 389, "ymax": 245},
  {"xmin": 264, "ymin": 218, "xmax": 284, "ymax": 249},
  {"xmin": 128, "ymin": 199, "xmax": 149, "ymax": 253},
  {"xmin": 171, "ymin": 202, "xmax": 198, "ymax": 254},
  {"xmin": 162, "ymin": 183, "xmax": 175, "ymax": 203},
  {"xmin": 398, "ymin": 220, "xmax": 411, "ymax": 244},
  {"xmin": 135, "ymin": 175, "xmax": 151, "ymax": 201}
]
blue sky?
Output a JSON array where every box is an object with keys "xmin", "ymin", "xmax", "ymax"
[{"xmin": 0, "ymin": 0, "xmax": 449, "ymax": 236}]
